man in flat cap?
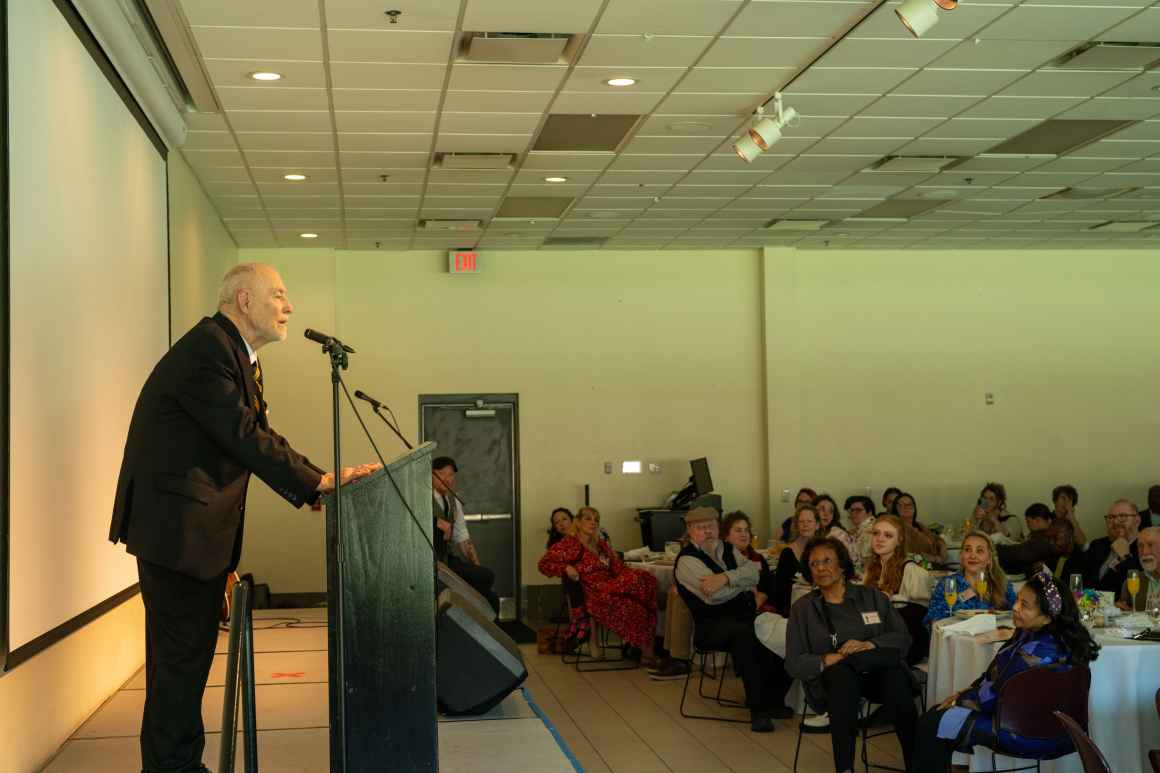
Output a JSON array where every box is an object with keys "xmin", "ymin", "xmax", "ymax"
[{"xmin": 674, "ymin": 507, "xmax": 793, "ymax": 732}]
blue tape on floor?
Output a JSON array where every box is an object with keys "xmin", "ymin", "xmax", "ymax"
[{"xmin": 521, "ymin": 687, "xmax": 584, "ymax": 773}]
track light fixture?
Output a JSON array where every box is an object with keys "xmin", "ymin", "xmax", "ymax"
[
  {"xmin": 733, "ymin": 93, "xmax": 799, "ymax": 163},
  {"xmin": 896, "ymin": 0, "xmax": 956, "ymax": 37}
]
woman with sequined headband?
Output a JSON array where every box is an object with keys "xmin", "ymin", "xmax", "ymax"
[{"xmin": 911, "ymin": 568, "xmax": 1100, "ymax": 769}]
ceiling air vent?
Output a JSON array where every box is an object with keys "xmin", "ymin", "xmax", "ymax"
[
  {"xmin": 1055, "ymin": 42, "xmax": 1160, "ymax": 70},
  {"xmin": 420, "ymin": 219, "xmax": 481, "ymax": 232},
  {"xmin": 868, "ymin": 156, "xmax": 961, "ymax": 173},
  {"xmin": 436, "ymin": 153, "xmax": 514, "ymax": 170},
  {"xmin": 983, "ymin": 120, "xmax": 1136, "ymax": 156},
  {"xmin": 765, "ymin": 219, "xmax": 830, "ymax": 231},
  {"xmin": 461, "ymin": 32, "xmax": 577, "ymax": 64}
]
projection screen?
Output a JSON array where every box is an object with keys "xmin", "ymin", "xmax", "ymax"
[{"xmin": 6, "ymin": 0, "xmax": 169, "ymax": 655}]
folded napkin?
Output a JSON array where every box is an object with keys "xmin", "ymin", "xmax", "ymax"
[
  {"xmin": 940, "ymin": 613, "xmax": 997, "ymax": 637},
  {"xmin": 623, "ymin": 546, "xmax": 650, "ymax": 561}
]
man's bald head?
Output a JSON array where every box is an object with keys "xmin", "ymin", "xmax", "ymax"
[{"xmin": 217, "ymin": 263, "xmax": 293, "ymax": 350}]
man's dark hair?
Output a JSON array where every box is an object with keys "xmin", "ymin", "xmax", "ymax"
[
  {"xmin": 1024, "ymin": 502, "xmax": 1052, "ymax": 522},
  {"xmin": 1051, "ymin": 484, "xmax": 1078, "ymax": 507},
  {"xmin": 844, "ymin": 495, "xmax": 876, "ymax": 516},
  {"xmin": 432, "ymin": 456, "xmax": 457, "ymax": 473},
  {"xmin": 801, "ymin": 536, "xmax": 857, "ymax": 584}
]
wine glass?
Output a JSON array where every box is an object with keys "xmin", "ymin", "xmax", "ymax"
[
  {"xmin": 1127, "ymin": 569, "xmax": 1141, "ymax": 612},
  {"xmin": 1069, "ymin": 573, "xmax": 1083, "ymax": 599},
  {"xmin": 944, "ymin": 582, "xmax": 958, "ymax": 613}
]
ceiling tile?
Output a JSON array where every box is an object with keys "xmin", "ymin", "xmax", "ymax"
[
  {"xmin": 200, "ymin": 166, "xmax": 254, "ymax": 182},
  {"xmin": 830, "ymin": 116, "xmax": 946, "ymax": 138},
  {"xmin": 806, "ymin": 137, "xmax": 905, "ymax": 154},
  {"xmin": 637, "ymin": 115, "xmax": 745, "ymax": 136},
  {"xmin": 1098, "ymin": 8, "xmax": 1160, "ymax": 40},
  {"xmin": 929, "ymin": 39, "xmax": 1079, "ymax": 70},
  {"xmin": 332, "ymin": 111, "xmax": 437, "ymax": 132},
  {"xmin": 598, "ymin": 0, "xmax": 744, "ymax": 35},
  {"xmin": 462, "ymin": 0, "xmax": 604, "ymax": 33},
  {"xmin": 338, "ymin": 132, "xmax": 431, "ymax": 151},
  {"xmin": 183, "ymin": 148, "xmax": 246, "ymax": 167},
  {"xmin": 192, "ymin": 27, "xmax": 324, "ymax": 60},
  {"xmin": 236, "ymin": 132, "xmax": 335, "ymax": 151},
  {"xmin": 1096, "ymin": 71, "xmax": 1160, "ymax": 99},
  {"xmin": 327, "ymin": 29, "xmax": 452, "ymax": 64},
  {"xmin": 341, "ymin": 168, "xmax": 428, "ymax": 182},
  {"xmin": 438, "ymin": 112, "xmax": 541, "ymax": 133},
  {"xmin": 330, "ymin": 89, "xmax": 441, "ymax": 110},
  {"xmin": 787, "ymin": 67, "xmax": 916, "ymax": 94},
  {"xmin": 998, "ymin": 70, "xmax": 1136, "ymax": 98},
  {"xmin": 448, "ymin": 64, "xmax": 567, "ymax": 91},
  {"xmin": 922, "ymin": 117, "xmax": 1040, "ymax": 140},
  {"xmin": 324, "ymin": 0, "xmax": 461, "ymax": 30},
  {"xmin": 523, "ymin": 153, "xmax": 614, "ymax": 170},
  {"xmin": 621, "ymin": 135, "xmax": 724, "ymax": 154},
  {"xmin": 778, "ymin": 92, "xmax": 880, "ymax": 116},
  {"xmin": 958, "ymin": 96, "xmax": 1084, "ymax": 120},
  {"xmin": 228, "ymin": 110, "xmax": 334, "ymax": 132},
  {"xmin": 895, "ymin": 138, "xmax": 1000, "ymax": 155},
  {"xmin": 816, "ymin": 38, "xmax": 958, "ymax": 69},
  {"xmin": 551, "ymin": 91, "xmax": 667, "ymax": 113},
  {"xmin": 434, "ymin": 133, "xmax": 532, "ymax": 152},
  {"xmin": 427, "ymin": 169, "xmax": 514, "ymax": 183},
  {"xmin": 678, "ymin": 67, "xmax": 795, "ymax": 92},
  {"xmin": 608, "ymin": 155, "xmax": 700, "ymax": 171},
  {"xmin": 564, "ymin": 66, "xmax": 687, "ymax": 92},
  {"xmin": 179, "ymin": 0, "xmax": 320, "ymax": 27},
  {"xmin": 185, "ymin": 131, "xmax": 237, "ymax": 150},
  {"xmin": 1059, "ymin": 98, "xmax": 1160, "ymax": 121},
  {"xmin": 579, "ymin": 34, "xmax": 713, "ymax": 68},
  {"xmin": 897, "ymin": 68, "xmax": 1026, "ymax": 95},
  {"xmin": 727, "ymin": 2, "xmax": 871, "ymax": 37},
  {"xmin": 861, "ymin": 94, "xmax": 981, "ymax": 117},
  {"xmin": 849, "ymin": 2, "xmax": 1012, "ymax": 41},
  {"xmin": 980, "ymin": 5, "xmax": 1139, "ymax": 40},
  {"xmin": 655, "ymin": 92, "xmax": 765, "ymax": 114},
  {"xmin": 339, "ymin": 151, "xmax": 430, "ymax": 167},
  {"xmin": 215, "ymin": 86, "xmax": 330, "ymax": 110},
  {"xmin": 329, "ymin": 62, "xmax": 447, "ymax": 89},
  {"xmin": 700, "ymin": 37, "xmax": 827, "ymax": 68},
  {"xmin": 204, "ymin": 59, "xmax": 326, "ymax": 88}
]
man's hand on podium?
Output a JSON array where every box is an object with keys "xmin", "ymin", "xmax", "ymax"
[{"xmin": 317, "ymin": 463, "xmax": 382, "ymax": 493}]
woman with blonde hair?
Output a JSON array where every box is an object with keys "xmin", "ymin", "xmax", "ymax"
[
  {"xmin": 925, "ymin": 531, "xmax": 1016, "ymax": 625},
  {"xmin": 538, "ymin": 506, "xmax": 662, "ymax": 667}
]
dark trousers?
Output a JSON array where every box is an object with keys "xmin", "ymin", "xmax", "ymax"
[
  {"xmin": 820, "ymin": 661, "xmax": 918, "ymax": 773},
  {"xmin": 446, "ymin": 553, "xmax": 500, "ymax": 613},
  {"xmin": 137, "ymin": 559, "xmax": 227, "ymax": 773},
  {"xmin": 696, "ymin": 616, "xmax": 792, "ymax": 716},
  {"xmin": 912, "ymin": 708, "xmax": 958, "ymax": 772}
]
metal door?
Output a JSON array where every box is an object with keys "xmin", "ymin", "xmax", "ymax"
[{"xmin": 419, "ymin": 394, "xmax": 520, "ymax": 621}]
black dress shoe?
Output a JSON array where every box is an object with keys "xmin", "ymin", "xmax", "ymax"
[{"xmin": 750, "ymin": 713, "xmax": 775, "ymax": 733}]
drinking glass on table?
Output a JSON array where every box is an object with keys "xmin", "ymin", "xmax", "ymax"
[
  {"xmin": 1127, "ymin": 569, "xmax": 1141, "ymax": 611},
  {"xmin": 1069, "ymin": 573, "xmax": 1083, "ymax": 599},
  {"xmin": 973, "ymin": 572, "xmax": 988, "ymax": 600},
  {"xmin": 944, "ymin": 582, "xmax": 958, "ymax": 612}
]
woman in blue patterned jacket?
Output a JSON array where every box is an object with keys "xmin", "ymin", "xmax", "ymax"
[{"xmin": 912, "ymin": 568, "xmax": 1100, "ymax": 769}]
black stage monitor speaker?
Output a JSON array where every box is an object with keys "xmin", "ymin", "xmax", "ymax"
[
  {"xmin": 436, "ymin": 561, "xmax": 495, "ymax": 621},
  {"xmin": 436, "ymin": 590, "xmax": 527, "ymax": 715}
]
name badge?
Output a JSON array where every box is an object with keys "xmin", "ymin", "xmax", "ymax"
[
  {"xmin": 960, "ymin": 589, "xmax": 977, "ymax": 601},
  {"xmin": 861, "ymin": 612, "xmax": 881, "ymax": 625}
]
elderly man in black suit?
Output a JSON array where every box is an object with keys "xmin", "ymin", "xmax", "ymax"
[{"xmin": 109, "ymin": 262, "xmax": 378, "ymax": 773}]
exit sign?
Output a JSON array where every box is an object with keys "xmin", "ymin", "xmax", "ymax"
[{"xmin": 448, "ymin": 250, "xmax": 480, "ymax": 274}]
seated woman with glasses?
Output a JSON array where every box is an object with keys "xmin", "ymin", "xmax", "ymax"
[
  {"xmin": 913, "ymin": 569, "xmax": 1100, "ymax": 768},
  {"xmin": 538, "ymin": 506, "xmax": 662, "ymax": 668},
  {"xmin": 786, "ymin": 537, "xmax": 918, "ymax": 773},
  {"xmin": 925, "ymin": 531, "xmax": 1016, "ymax": 626},
  {"xmin": 892, "ymin": 492, "xmax": 948, "ymax": 565}
]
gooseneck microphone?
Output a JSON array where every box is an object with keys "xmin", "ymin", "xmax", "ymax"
[{"xmin": 303, "ymin": 327, "xmax": 355, "ymax": 353}]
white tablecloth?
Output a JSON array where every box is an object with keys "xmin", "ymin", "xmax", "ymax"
[{"xmin": 927, "ymin": 620, "xmax": 1160, "ymax": 772}]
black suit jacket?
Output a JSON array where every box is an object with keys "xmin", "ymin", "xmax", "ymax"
[
  {"xmin": 1082, "ymin": 536, "xmax": 1141, "ymax": 593},
  {"xmin": 109, "ymin": 313, "xmax": 323, "ymax": 580}
]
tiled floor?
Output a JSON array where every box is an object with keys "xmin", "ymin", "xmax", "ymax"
[{"xmin": 41, "ymin": 608, "xmax": 906, "ymax": 772}]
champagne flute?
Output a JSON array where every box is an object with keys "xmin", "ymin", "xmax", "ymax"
[
  {"xmin": 944, "ymin": 581, "xmax": 958, "ymax": 613},
  {"xmin": 1127, "ymin": 569, "xmax": 1141, "ymax": 612},
  {"xmin": 974, "ymin": 572, "xmax": 988, "ymax": 603},
  {"xmin": 1069, "ymin": 573, "xmax": 1083, "ymax": 599}
]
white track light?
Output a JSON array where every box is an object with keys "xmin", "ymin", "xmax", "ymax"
[
  {"xmin": 896, "ymin": 0, "xmax": 940, "ymax": 36},
  {"xmin": 734, "ymin": 132, "xmax": 761, "ymax": 162},
  {"xmin": 749, "ymin": 106, "xmax": 799, "ymax": 151}
]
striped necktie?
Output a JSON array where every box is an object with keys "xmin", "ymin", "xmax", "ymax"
[{"xmin": 252, "ymin": 359, "xmax": 264, "ymax": 414}]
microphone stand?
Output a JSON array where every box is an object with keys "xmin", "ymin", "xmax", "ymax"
[{"xmin": 368, "ymin": 404, "xmax": 468, "ymax": 508}]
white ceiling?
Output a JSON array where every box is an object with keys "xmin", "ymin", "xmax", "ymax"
[{"xmin": 172, "ymin": 0, "xmax": 1160, "ymax": 250}]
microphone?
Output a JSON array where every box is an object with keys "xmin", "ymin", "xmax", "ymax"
[
  {"xmin": 303, "ymin": 328, "xmax": 355, "ymax": 353},
  {"xmin": 353, "ymin": 389, "xmax": 383, "ymax": 409}
]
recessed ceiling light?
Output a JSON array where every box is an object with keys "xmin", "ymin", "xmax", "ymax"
[
  {"xmin": 299, "ymin": 232, "xmax": 319, "ymax": 239},
  {"xmin": 544, "ymin": 176, "xmax": 568, "ymax": 183},
  {"xmin": 249, "ymin": 71, "xmax": 282, "ymax": 81},
  {"xmin": 605, "ymin": 77, "xmax": 637, "ymax": 87},
  {"xmin": 283, "ymin": 173, "xmax": 308, "ymax": 181}
]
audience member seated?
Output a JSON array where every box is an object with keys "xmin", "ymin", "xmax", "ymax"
[
  {"xmin": 845, "ymin": 495, "xmax": 877, "ymax": 570},
  {"xmin": 817, "ymin": 493, "xmax": 861, "ymax": 575},
  {"xmin": 995, "ymin": 503, "xmax": 1060, "ymax": 576},
  {"xmin": 546, "ymin": 507, "xmax": 591, "ymax": 645},
  {"xmin": 779, "ymin": 487, "xmax": 817, "ymax": 542},
  {"xmin": 538, "ymin": 506, "xmax": 662, "ymax": 668},
  {"xmin": 1083, "ymin": 499, "xmax": 1143, "ymax": 593},
  {"xmin": 674, "ymin": 507, "xmax": 794, "ymax": 732},
  {"xmin": 892, "ymin": 492, "xmax": 948, "ymax": 565},
  {"xmin": 1046, "ymin": 519, "xmax": 1085, "ymax": 583},
  {"xmin": 785, "ymin": 537, "xmax": 918, "ymax": 773},
  {"xmin": 774, "ymin": 504, "xmax": 820, "ymax": 615},
  {"xmin": 970, "ymin": 481, "xmax": 1025, "ymax": 543},
  {"xmin": 913, "ymin": 569, "xmax": 1101, "ymax": 769},
  {"xmin": 926, "ymin": 532, "xmax": 1016, "ymax": 625},
  {"xmin": 1051, "ymin": 484, "xmax": 1087, "ymax": 546},
  {"xmin": 1139, "ymin": 484, "xmax": 1160, "ymax": 529},
  {"xmin": 433, "ymin": 456, "xmax": 499, "ymax": 612},
  {"xmin": 1118, "ymin": 526, "xmax": 1160, "ymax": 612},
  {"xmin": 721, "ymin": 510, "xmax": 776, "ymax": 610},
  {"xmin": 865, "ymin": 515, "xmax": 932, "ymax": 664},
  {"xmin": 882, "ymin": 486, "xmax": 902, "ymax": 515}
]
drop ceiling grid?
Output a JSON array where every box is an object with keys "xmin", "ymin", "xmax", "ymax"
[{"xmin": 174, "ymin": 0, "xmax": 1160, "ymax": 250}]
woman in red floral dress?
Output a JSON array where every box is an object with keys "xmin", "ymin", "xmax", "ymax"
[{"xmin": 538, "ymin": 506, "xmax": 661, "ymax": 667}]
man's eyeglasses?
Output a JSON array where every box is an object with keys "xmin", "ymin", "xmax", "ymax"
[
  {"xmin": 847, "ymin": 506, "xmax": 866, "ymax": 514},
  {"xmin": 1105, "ymin": 514, "xmax": 1135, "ymax": 522}
]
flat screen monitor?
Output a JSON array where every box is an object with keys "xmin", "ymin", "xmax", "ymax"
[{"xmin": 690, "ymin": 457, "xmax": 713, "ymax": 497}]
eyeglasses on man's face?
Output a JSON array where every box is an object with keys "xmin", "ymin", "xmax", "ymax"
[{"xmin": 1105, "ymin": 514, "xmax": 1135, "ymax": 522}]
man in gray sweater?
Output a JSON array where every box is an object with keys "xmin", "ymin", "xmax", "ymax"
[{"xmin": 675, "ymin": 507, "xmax": 793, "ymax": 732}]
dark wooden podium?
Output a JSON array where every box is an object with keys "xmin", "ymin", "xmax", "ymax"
[{"xmin": 323, "ymin": 442, "xmax": 438, "ymax": 772}]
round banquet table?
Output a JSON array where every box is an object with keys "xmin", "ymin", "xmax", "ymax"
[{"xmin": 926, "ymin": 618, "xmax": 1160, "ymax": 773}]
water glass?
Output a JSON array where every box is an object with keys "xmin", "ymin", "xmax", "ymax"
[{"xmin": 1069, "ymin": 573, "xmax": 1083, "ymax": 598}]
